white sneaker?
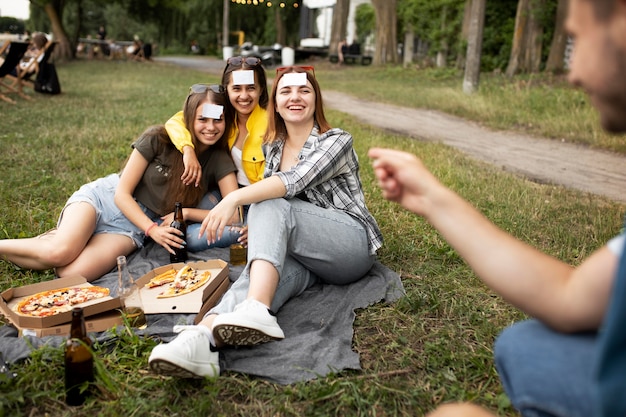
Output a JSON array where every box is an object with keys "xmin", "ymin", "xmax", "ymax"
[
  {"xmin": 149, "ymin": 325, "xmax": 219, "ymax": 378},
  {"xmin": 212, "ymin": 299, "xmax": 285, "ymax": 346}
]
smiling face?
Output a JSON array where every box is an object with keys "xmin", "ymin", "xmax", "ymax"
[
  {"xmin": 275, "ymin": 76, "xmax": 316, "ymax": 127},
  {"xmin": 226, "ymin": 71, "xmax": 260, "ymax": 117},
  {"xmin": 566, "ymin": 0, "xmax": 626, "ymax": 133},
  {"xmin": 192, "ymin": 100, "xmax": 225, "ymax": 152}
]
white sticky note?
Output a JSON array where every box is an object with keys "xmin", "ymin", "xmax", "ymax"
[
  {"xmin": 202, "ymin": 104, "xmax": 223, "ymax": 119},
  {"xmin": 280, "ymin": 72, "xmax": 307, "ymax": 87},
  {"xmin": 232, "ymin": 70, "xmax": 255, "ymax": 86}
]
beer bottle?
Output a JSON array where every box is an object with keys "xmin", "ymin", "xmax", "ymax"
[
  {"xmin": 65, "ymin": 307, "xmax": 94, "ymax": 406},
  {"xmin": 170, "ymin": 201, "xmax": 188, "ymax": 263}
]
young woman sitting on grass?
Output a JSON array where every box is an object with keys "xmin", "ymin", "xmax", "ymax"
[{"xmin": 0, "ymin": 85, "xmax": 238, "ymax": 281}]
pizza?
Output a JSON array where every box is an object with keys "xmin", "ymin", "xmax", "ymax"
[
  {"xmin": 14, "ymin": 286, "xmax": 110, "ymax": 317},
  {"xmin": 154, "ymin": 265, "xmax": 211, "ymax": 298},
  {"xmin": 146, "ymin": 268, "xmax": 176, "ymax": 288}
]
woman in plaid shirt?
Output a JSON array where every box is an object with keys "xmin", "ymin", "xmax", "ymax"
[{"xmin": 149, "ymin": 65, "xmax": 383, "ymax": 379}]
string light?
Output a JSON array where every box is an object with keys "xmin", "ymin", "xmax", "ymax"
[{"xmin": 232, "ymin": 0, "xmax": 299, "ymax": 7}]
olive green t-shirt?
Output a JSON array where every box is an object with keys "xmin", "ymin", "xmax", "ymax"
[{"xmin": 131, "ymin": 128, "xmax": 236, "ymax": 215}]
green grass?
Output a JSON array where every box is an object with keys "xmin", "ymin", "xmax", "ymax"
[
  {"xmin": 0, "ymin": 60, "xmax": 624, "ymax": 416},
  {"xmin": 312, "ymin": 62, "xmax": 626, "ymax": 155}
]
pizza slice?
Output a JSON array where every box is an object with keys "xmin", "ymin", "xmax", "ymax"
[
  {"xmin": 146, "ymin": 268, "xmax": 177, "ymax": 288},
  {"xmin": 157, "ymin": 266, "xmax": 211, "ymax": 298}
]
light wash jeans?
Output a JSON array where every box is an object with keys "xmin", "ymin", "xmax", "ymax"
[
  {"xmin": 494, "ymin": 319, "xmax": 597, "ymax": 417},
  {"xmin": 208, "ymin": 197, "xmax": 376, "ymax": 316},
  {"xmin": 186, "ymin": 190, "xmax": 243, "ymax": 252}
]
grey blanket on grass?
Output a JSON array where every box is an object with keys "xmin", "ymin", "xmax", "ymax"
[{"xmin": 0, "ymin": 243, "xmax": 404, "ymax": 385}]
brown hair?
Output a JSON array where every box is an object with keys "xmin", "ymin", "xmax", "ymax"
[
  {"xmin": 221, "ymin": 58, "xmax": 269, "ymax": 110},
  {"xmin": 135, "ymin": 87, "xmax": 232, "ymax": 211},
  {"xmin": 31, "ymin": 33, "xmax": 48, "ymax": 50},
  {"xmin": 264, "ymin": 66, "xmax": 332, "ymax": 144}
]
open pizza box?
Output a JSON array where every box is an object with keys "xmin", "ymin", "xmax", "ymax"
[
  {"xmin": 130, "ymin": 259, "xmax": 230, "ymax": 315},
  {"xmin": 8, "ymin": 311, "xmax": 124, "ymax": 338},
  {"xmin": 0, "ymin": 275, "xmax": 122, "ymax": 329}
]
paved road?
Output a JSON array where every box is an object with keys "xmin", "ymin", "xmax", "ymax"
[{"xmin": 155, "ymin": 56, "xmax": 626, "ymax": 203}]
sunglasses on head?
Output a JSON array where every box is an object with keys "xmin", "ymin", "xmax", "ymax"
[
  {"xmin": 189, "ymin": 84, "xmax": 224, "ymax": 95},
  {"xmin": 276, "ymin": 65, "xmax": 315, "ymax": 76},
  {"xmin": 226, "ymin": 56, "xmax": 262, "ymax": 67}
]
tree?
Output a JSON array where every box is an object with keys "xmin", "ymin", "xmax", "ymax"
[
  {"xmin": 463, "ymin": 0, "xmax": 485, "ymax": 94},
  {"xmin": 545, "ymin": 0, "xmax": 568, "ymax": 73},
  {"xmin": 371, "ymin": 0, "xmax": 398, "ymax": 64},
  {"xmin": 33, "ymin": 0, "xmax": 73, "ymax": 61},
  {"xmin": 329, "ymin": 0, "xmax": 350, "ymax": 58},
  {"xmin": 505, "ymin": 0, "xmax": 546, "ymax": 77}
]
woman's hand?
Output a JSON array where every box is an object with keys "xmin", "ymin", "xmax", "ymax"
[
  {"xmin": 199, "ymin": 198, "xmax": 238, "ymax": 244},
  {"xmin": 236, "ymin": 225, "xmax": 248, "ymax": 247},
  {"xmin": 181, "ymin": 146, "xmax": 202, "ymax": 187},
  {"xmin": 160, "ymin": 212, "xmax": 174, "ymax": 226},
  {"xmin": 146, "ymin": 223, "xmax": 186, "ymax": 255}
]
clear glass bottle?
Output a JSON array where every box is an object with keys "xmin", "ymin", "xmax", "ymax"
[
  {"xmin": 65, "ymin": 307, "xmax": 94, "ymax": 406},
  {"xmin": 117, "ymin": 255, "xmax": 147, "ymax": 329}
]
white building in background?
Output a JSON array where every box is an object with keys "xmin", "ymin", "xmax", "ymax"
[{"xmin": 299, "ymin": 0, "xmax": 371, "ymax": 49}]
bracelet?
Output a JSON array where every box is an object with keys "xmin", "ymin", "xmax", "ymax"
[{"xmin": 145, "ymin": 222, "xmax": 158, "ymax": 237}]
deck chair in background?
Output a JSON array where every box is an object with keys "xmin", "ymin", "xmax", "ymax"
[
  {"xmin": 0, "ymin": 41, "xmax": 30, "ymax": 104},
  {"xmin": 11, "ymin": 41, "xmax": 57, "ymax": 96}
]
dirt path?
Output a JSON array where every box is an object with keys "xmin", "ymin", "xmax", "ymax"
[{"xmin": 155, "ymin": 56, "xmax": 626, "ymax": 204}]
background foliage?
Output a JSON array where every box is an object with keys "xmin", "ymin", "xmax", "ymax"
[{"xmin": 0, "ymin": 0, "xmax": 562, "ymax": 71}]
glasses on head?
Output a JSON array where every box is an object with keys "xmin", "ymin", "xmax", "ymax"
[
  {"xmin": 189, "ymin": 84, "xmax": 224, "ymax": 95},
  {"xmin": 276, "ymin": 65, "xmax": 315, "ymax": 77},
  {"xmin": 226, "ymin": 56, "xmax": 262, "ymax": 67}
]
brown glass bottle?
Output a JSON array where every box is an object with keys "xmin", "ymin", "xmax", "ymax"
[
  {"xmin": 170, "ymin": 201, "xmax": 188, "ymax": 262},
  {"xmin": 64, "ymin": 307, "xmax": 94, "ymax": 406}
]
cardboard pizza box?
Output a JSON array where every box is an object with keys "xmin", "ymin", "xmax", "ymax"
[
  {"xmin": 131, "ymin": 259, "xmax": 229, "ymax": 314},
  {"xmin": 0, "ymin": 275, "xmax": 122, "ymax": 329},
  {"xmin": 8, "ymin": 310, "xmax": 124, "ymax": 338}
]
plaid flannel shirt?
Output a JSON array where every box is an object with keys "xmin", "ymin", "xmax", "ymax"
[{"xmin": 264, "ymin": 125, "xmax": 383, "ymax": 255}]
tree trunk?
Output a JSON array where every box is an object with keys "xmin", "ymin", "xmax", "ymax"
[
  {"xmin": 275, "ymin": 6, "xmax": 286, "ymax": 45},
  {"xmin": 506, "ymin": 0, "xmax": 546, "ymax": 76},
  {"xmin": 403, "ymin": 28, "xmax": 414, "ymax": 68},
  {"xmin": 505, "ymin": 0, "xmax": 529, "ymax": 77},
  {"xmin": 329, "ymin": 0, "xmax": 350, "ymax": 58},
  {"xmin": 463, "ymin": 0, "xmax": 486, "ymax": 94},
  {"xmin": 222, "ymin": 0, "xmax": 230, "ymax": 48},
  {"xmin": 524, "ymin": 1, "xmax": 543, "ymax": 73},
  {"xmin": 371, "ymin": 0, "xmax": 398, "ymax": 65},
  {"xmin": 545, "ymin": 0, "xmax": 568, "ymax": 73},
  {"xmin": 456, "ymin": 0, "xmax": 473, "ymax": 69},
  {"xmin": 44, "ymin": 1, "xmax": 72, "ymax": 61},
  {"xmin": 436, "ymin": 6, "xmax": 448, "ymax": 68}
]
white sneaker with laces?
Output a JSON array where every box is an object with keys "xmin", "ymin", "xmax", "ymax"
[
  {"xmin": 212, "ymin": 299, "xmax": 285, "ymax": 346},
  {"xmin": 149, "ymin": 325, "xmax": 219, "ymax": 378}
]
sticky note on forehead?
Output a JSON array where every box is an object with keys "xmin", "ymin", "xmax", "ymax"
[
  {"xmin": 232, "ymin": 70, "xmax": 255, "ymax": 85},
  {"xmin": 202, "ymin": 104, "xmax": 223, "ymax": 119},
  {"xmin": 280, "ymin": 72, "xmax": 307, "ymax": 87}
]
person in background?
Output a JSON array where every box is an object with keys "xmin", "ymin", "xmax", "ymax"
[
  {"xmin": 164, "ymin": 55, "xmax": 269, "ymax": 251},
  {"xmin": 371, "ymin": 1, "xmax": 626, "ymax": 416},
  {"xmin": 0, "ymin": 85, "xmax": 238, "ymax": 281},
  {"xmin": 148, "ymin": 65, "xmax": 383, "ymax": 379}
]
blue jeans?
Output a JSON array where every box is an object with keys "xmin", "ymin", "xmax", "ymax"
[
  {"xmin": 494, "ymin": 319, "xmax": 597, "ymax": 417},
  {"xmin": 186, "ymin": 190, "xmax": 242, "ymax": 252},
  {"xmin": 208, "ymin": 197, "xmax": 376, "ymax": 316}
]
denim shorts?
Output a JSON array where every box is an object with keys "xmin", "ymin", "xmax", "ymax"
[{"xmin": 58, "ymin": 173, "xmax": 160, "ymax": 249}]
